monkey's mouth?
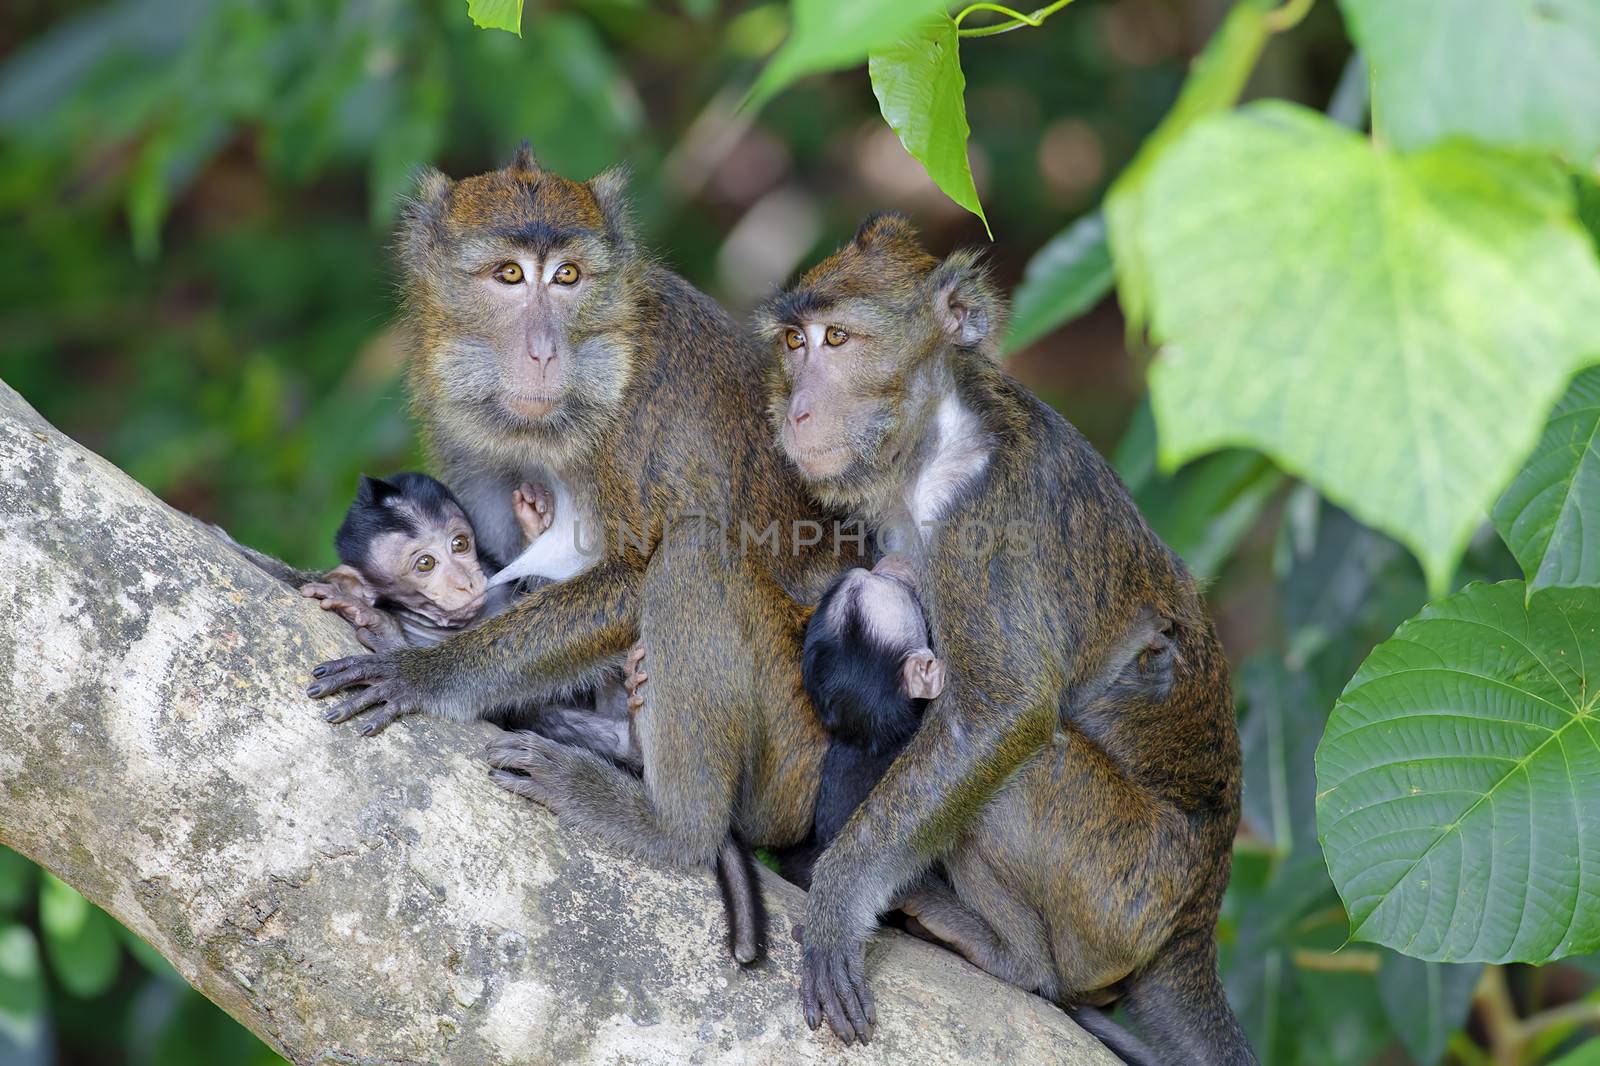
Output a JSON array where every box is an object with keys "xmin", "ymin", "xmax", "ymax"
[
  {"xmin": 503, "ymin": 394, "xmax": 560, "ymax": 421},
  {"xmin": 786, "ymin": 443, "xmax": 853, "ymax": 480}
]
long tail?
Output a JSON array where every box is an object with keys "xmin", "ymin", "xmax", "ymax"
[
  {"xmin": 714, "ymin": 833, "xmax": 768, "ymax": 965},
  {"xmin": 1116, "ymin": 923, "xmax": 1257, "ymax": 1066}
]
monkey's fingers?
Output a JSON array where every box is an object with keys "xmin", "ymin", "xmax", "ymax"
[
  {"xmin": 489, "ymin": 768, "xmax": 560, "ymax": 809},
  {"xmin": 830, "ymin": 952, "xmax": 874, "ymax": 1043},
  {"xmin": 321, "ymin": 686, "xmax": 387, "ymax": 724},
  {"xmin": 355, "ymin": 699, "xmax": 416, "ymax": 737},
  {"xmin": 627, "ymin": 694, "xmax": 644, "ymax": 713},
  {"xmin": 307, "ymin": 654, "xmax": 388, "ymax": 696}
]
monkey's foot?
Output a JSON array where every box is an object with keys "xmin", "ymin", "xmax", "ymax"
[
  {"xmin": 511, "ymin": 482, "xmax": 555, "ymax": 543},
  {"xmin": 306, "ymin": 652, "xmax": 424, "ymax": 735},
  {"xmin": 799, "ymin": 935, "xmax": 876, "ymax": 1045},
  {"xmin": 485, "ymin": 731, "xmax": 579, "ymax": 811},
  {"xmin": 623, "ymin": 645, "xmax": 647, "ymax": 714}
]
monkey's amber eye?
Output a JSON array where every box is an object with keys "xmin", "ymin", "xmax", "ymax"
[
  {"xmin": 784, "ymin": 328, "xmax": 806, "ymax": 351},
  {"xmin": 552, "ymin": 262, "xmax": 580, "ymax": 285},
  {"xmin": 824, "ymin": 326, "xmax": 849, "ymax": 347},
  {"xmin": 493, "ymin": 262, "xmax": 524, "ymax": 284},
  {"xmin": 450, "ymin": 534, "xmax": 470, "ymax": 554},
  {"xmin": 415, "ymin": 554, "xmax": 436, "ymax": 574}
]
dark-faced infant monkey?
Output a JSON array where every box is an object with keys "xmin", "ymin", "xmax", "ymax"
[
  {"xmin": 802, "ymin": 554, "xmax": 944, "ymax": 850},
  {"xmin": 760, "ymin": 215, "xmax": 1251, "ymax": 1064},
  {"xmin": 306, "ymin": 471, "xmax": 765, "ymax": 963}
]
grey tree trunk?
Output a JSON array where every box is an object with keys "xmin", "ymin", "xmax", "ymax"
[{"xmin": 0, "ymin": 381, "xmax": 1118, "ymax": 1066}]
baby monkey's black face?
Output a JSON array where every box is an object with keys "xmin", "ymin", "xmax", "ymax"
[
  {"xmin": 332, "ymin": 473, "xmax": 488, "ymax": 627},
  {"xmin": 802, "ymin": 554, "xmax": 945, "ymax": 754}
]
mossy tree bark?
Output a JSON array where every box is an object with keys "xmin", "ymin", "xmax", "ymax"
[{"xmin": 0, "ymin": 381, "xmax": 1117, "ymax": 1065}]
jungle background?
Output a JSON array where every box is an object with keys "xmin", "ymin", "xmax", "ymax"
[{"xmin": 1, "ymin": 0, "xmax": 1597, "ymax": 1064}]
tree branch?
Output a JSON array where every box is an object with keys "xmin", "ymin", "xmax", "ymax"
[{"xmin": 0, "ymin": 380, "xmax": 1116, "ymax": 1065}]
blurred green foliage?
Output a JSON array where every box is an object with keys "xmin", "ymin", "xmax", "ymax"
[{"xmin": 1, "ymin": 0, "xmax": 1597, "ymax": 1063}]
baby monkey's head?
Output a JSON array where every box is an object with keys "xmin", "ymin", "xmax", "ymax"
[
  {"xmin": 333, "ymin": 473, "xmax": 487, "ymax": 626},
  {"xmin": 802, "ymin": 554, "xmax": 945, "ymax": 754}
]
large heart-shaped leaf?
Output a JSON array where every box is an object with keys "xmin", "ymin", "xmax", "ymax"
[
  {"xmin": 1338, "ymin": 0, "xmax": 1600, "ymax": 161},
  {"xmin": 749, "ymin": 0, "xmax": 947, "ymax": 107},
  {"xmin": 868, "ymin": 16, "xmax": 987, "ymax": 236},
  {"xmin": 1494, "ymin": 368, "xmax": 1600, "ymax": 592},
  {"xmin": 1138, "ymin": 102, "xmax": 1600, "ymax": 594},
  {"xmin": 1316, "ymin": 580, "xmax": 1600, "ymax": 964}
]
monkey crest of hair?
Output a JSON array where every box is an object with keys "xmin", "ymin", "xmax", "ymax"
[
  {"xmin": 334, "ymin": 473, "xmax": 465, "ymax": 572},
  {"xmin": 399, "ymin": 144, "xmax": 647, "ymax": 473},
  {"xmin": 756, "ymin": 212, "xmax": 1012, "ymax": 518}
]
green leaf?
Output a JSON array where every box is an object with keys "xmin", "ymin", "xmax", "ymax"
[
  {"xmin": 1316, "ymin": 580, "xmax": 1600, "ymax": 964},
  {"xmin": 1494, "ymin": 368, "xmax": 1600, "ymax": 592},
  {"xmin": 39, "ymin": 874, "xmax": 121, "ymax": 998},
  {"xmin": 868, "ymin": 16, "xmax": 987, "ymax": 236},
  {"xmin": 1104, "ymin": 0, "xmax": 1273, "ymax": 333},
  {"xmin": 1339, "ymin": 0, "xmax": 1600, "ymax": 161},
  {"xmin": 1006, "ymin": 211, "xmax": 1113, "ymax": 351},
  {"xmin": 1138, "ymin": 103, "xmax": 1600, "ymax": 595},
  {"xmin": 1553, "ymin": 1039, "xmax": 1600, "ymax": 1066},
  {"xmin": 748, "ymin": 0, "xmax": 947, "ymax": 107},
  {"xmin": 0, "ymin": 923, "xmax": 45, "ymax": 1052},
  {"xmin": 1376, "ymin": 954, "xmax": 1481, "ymax": 1066},
  {"xmin": 466, "ymin": 0, "xmax": 523, "ymax": 35}
]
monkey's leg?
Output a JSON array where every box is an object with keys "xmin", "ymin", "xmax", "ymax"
[
  {"xmin": 486, "ymin": 529, "xmax": 750, "ymax": 865},
  {"xmin": 895, "ymin": 876, "xmax": 1050, "ymax": 995}
]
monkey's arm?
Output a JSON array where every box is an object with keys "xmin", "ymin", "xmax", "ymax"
[
  {"xmin": 306, "ymin": 558, "xmax": 642, "ymax": 734},
  {"xmin": 799, "ymin": 662, "xmax": 1055, "ymax": 1043}
]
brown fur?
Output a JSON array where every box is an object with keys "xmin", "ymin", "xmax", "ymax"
[
  {"xmin": 308, "ymin": 151, "xmax": 860, "ymax": 893},
  {"xmin": 758, "ymin": 215, "xmax": 1251, "ymax": 1064}
]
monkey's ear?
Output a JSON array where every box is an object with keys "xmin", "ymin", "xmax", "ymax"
[
  {"xmin": 902, "ymin": 650, "xmax": 946, "ymax": 700},
  {"xmin": 507, "ymin": 140, "xmax": 540, "ymax": 175},
  {"xmin": 928, "ymin": 250, "xmax": 1004, "ymax": 355},
  {"xmin": 356, "ymin": 475, "xmax": 402, "ymax": 507},
  {"xmin": 397, "ymin": 167, "xmax": 453, "ymax": 274},
  {"xmin": 588, "ymin": 165, "xmax": 637, "ymax": 245}
]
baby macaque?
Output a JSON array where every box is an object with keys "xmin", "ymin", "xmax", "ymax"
[
  {"xmin": 801, "ymin": 554, "xmax": 944, "ymax": 848},
  {"xmin": 300, "ymin": 473, "xmax": 549, "ymax": 652},
  {"xmin": 306, "ymin": 472, "xmax": 762, "ymax": 962}
]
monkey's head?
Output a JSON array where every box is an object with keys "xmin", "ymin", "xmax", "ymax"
[
  {"xmin": 332, "ymin": 473, "xmax": 488, "ymax": 626},
  {"xmin": 758, "ymin": 213, "xmax": 1005, "ymax": 509},
  {"xmin": 802, "ymin": 553, "xmax": 945, "ymax": 753},
  {"xmin": 398, "ymin": 144, "xmax": 644, "ymax": 466}
]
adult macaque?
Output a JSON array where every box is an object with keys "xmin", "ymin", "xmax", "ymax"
[
  {"xmin": 758, "ymin": 214, "xmax": 1251, "ymax": 1065},
  {"xmin": 304, "ymin": 149, "xmax": 855, "ymax": 954}
]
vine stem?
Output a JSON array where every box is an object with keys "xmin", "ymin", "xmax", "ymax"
[
  {"xmin": 1263, "ymin": 0, "xmax": 1315, "ymax": 33},
  {"xmin": 955, "ymin": 0, "xmax": 1077, "ymax": 39}
]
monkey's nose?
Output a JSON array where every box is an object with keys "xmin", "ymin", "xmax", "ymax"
[{"xmin": 790, "ymin": 409, "xmax": 812, "ymax": 427}]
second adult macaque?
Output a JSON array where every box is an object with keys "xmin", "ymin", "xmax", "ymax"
[{"xmin": 760, "ymin": 215, "xmax": 1251, "ymax": 1065}]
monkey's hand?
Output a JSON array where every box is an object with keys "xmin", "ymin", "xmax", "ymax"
[
  {"xmin": 511, "ymin": 481, "xmax": 555, "ymax": 545},
  {"xmin": 305, "ymin": 650, "xmax": 429, "ymax": 737},
  {"xmin": 623, "ymin": 644, "xmax": 647, "ymax": 714},
  {"xmin": 796, "ymin": 924, "xmax": 876, "ymax": 1044},
  {"xmin": 300, "ymin": 584, "xmax": 406, "ymax": 652}
]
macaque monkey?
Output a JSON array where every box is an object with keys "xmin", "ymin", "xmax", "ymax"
[
  {"xmin": 307, "ymin": 471, "xmax": 764, "ymax": 962},
  {"xmin": 301, "ymin": 150, "xmax": 860, "ymax": 966},
  {"xmin": 758, "ymin": 214, "xmax": 1252, "ymax": 1065}
]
